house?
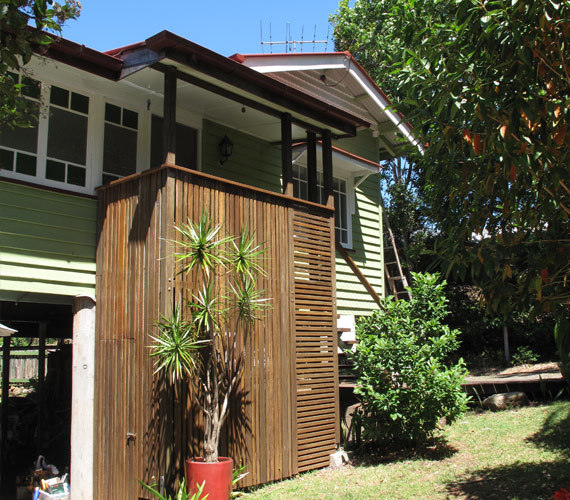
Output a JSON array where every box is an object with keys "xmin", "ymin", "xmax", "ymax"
[{"xmin": 0, "ymin": 31, "xmax": 418, "ymax": 497}]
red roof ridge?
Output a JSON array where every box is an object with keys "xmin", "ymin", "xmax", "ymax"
[{"xmin": 229, "ymin": 51, "xmax": 353, "ymax": 61}]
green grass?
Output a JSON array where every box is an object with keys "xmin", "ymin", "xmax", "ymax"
[{"xmin": 246, "ymin": 402, "xmax": 570, "ymax": 499}]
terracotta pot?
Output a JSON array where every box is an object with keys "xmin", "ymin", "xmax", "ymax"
[{"xmin": 185, "ymin": 456, "xmax": 233, "ymax": 500}]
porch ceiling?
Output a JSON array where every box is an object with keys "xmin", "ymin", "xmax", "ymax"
[{"xmin": 124, "ymin": 65, "xmax": 309, "ymax": 143}]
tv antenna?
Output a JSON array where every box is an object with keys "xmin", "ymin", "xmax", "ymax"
[{"xmin": 260, "ymin": 22, "xmax": 330, "ymax": 53}]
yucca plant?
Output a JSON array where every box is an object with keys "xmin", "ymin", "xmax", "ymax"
[{"xmin": 150, "ymin": 212, "xmax": 269, "ymax": 463}]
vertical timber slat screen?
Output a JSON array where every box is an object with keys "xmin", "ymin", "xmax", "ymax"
[{"xmin": 95, "ymin": 165, "xmax": 338, "ymax": 497}]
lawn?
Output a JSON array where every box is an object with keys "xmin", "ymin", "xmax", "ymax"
[{"xmin": 246, "ymin": 401, "xmax": 570, "ymax": 499}]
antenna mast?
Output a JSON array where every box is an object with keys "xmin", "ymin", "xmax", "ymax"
[{"xmin": 260, "ymin": 22, "xmax": 329, "ymax": 53}]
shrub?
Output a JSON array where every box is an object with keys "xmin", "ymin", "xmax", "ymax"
[
  {"xmin": 511, "ymin": 346, "xmax": 539, "ymax": 366},
  {"xmin": 352, "ymin": 273, "xmax": 469, "ymax": 447}
]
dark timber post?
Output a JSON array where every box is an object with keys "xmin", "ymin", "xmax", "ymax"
[
  {"xmin": 1, "ymin": 336, "xmax": 11, "ymax": 487},
  {"xmin": 307, "ymin": 131, "xmax": 318, "ymax": 203},
  {"xmin": 281, "ymin": 113, "xmax": 293, "ymax": 196},
  {"xmin": 163, "ymin": 67, "xmax": 177, "ymax": 165},
  {"xmin": 322, "ymin": 129, "xmax": 334, "ymax": 208},
  {"xmin": 37, "ymin": 322, "xmax": 46, "ymax": 454}
]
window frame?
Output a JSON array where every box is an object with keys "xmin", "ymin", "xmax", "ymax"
[
  {"xmin": 291, "ymin": 163, "xmax": 354, "ymax": 249},
  {"xmin": 0, "ymin": 77, "xmax": 96, "ymax": 195},
  {"xmin": 101, "ymin": 101, "xmax": 140, "ymax": 184}
]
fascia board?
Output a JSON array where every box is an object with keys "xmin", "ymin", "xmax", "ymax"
[
  {"xmin": 347, "ymin": 67, "xmax": 424, "ymax": 154},
  {"xmin": 239, "ymin": 54, "xmax": 350, "ymax": 73}
]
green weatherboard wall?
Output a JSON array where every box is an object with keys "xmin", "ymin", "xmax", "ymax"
[
  {"xmin": 202, "ymin": 120, "xmax": 384, "ymax": 316},
  {"xmin": 0, "ymin": 181, "xmax": 97, "ymax": 302},
  {"xmin": 0, "ymin": 125, "xmax": 383, "ymax": 313},
  {"xmin": 336, "ymin": 131, "xmax": 385, "ymax": 315}
]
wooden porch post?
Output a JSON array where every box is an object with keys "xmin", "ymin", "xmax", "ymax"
[
  {"xmin": 306, "ymin": 131, "xmax": 318, "ymax": 203},
  {"xmin": 281, "ymin": 113, "xmax": 293, "ymax": 196},
  {"xmin": 163, "ymin": 67, "xmax": 177, "ymax": 165},
  {"xmin": 322, "ymin": 130, "xmax": 334, "ymax": 208}
]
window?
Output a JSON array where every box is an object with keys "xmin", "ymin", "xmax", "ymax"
[
  {"xmin": 102, "ymin": 103, "xmax": 139, "ymax": 184},
  {"xmin": 0, "ymin": 74, "xmax": 41, "ymax": 177},
  {"xmin": 150, "ymin": 115, "xmax": 198, "ymax": 170},
  {"xmin": 46, "ymin": 85, "xmax": 90, "ymax": 187},
  {"xmin": 292, "ymin": 164, "xmax": 350, "ymax": 246}
]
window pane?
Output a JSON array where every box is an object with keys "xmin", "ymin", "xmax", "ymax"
[
  {"xmin": 103, "ymin": 123, "xmax": 137, "ymax": 177},
  {"xmin": 67, "ymin": 165, "xmax": 86, "ymax": 186},
  {"xmin": 150, "ymin": 115, "xmax": 163, "ymax": 167},
  {"xmin": 47, "ymin": 107, "xmax": 88, "ymax": 165},
  {"xmin": 0, "ymin": 106, "xmax": 39, "ymax": 153},
  {"xmin": 15, "ymin": 152, "xmax": 36, "ymax": 176},
  {"xmin": 122, "ymin": 109, "xmax": 138, "ymax": 130},
  {"xmin": 46, "ymin": 159, "xmax": 66, "ymax": 182},
  {"xmin": 175, "ymin": 122, "xmax": 197, "ymax": 169},
  {"xmin": 71, "ymin": 92, "xmax": 89, "ymax": 114},
  {"xmin": 0, "ymin": 148, "xmax": 14, "ymax": 170},
  {"xmin": 105, "ymin": 103, "xmax": 121, "ymax": 124},
  {"xmin": 339, "ymin": 192, "xmax": 347, "ymax": 230},
  {"xmin": 22, "ymin": 77, "xmax": 41, "ymax": 99},
  {"xmin": 102, "ymin": 173, "xmax": 120, "ymax": 185},
  {"xmin": 50, "ymin": 86, "xmax": 69, "ymax": 107},
  {"xmin": 150, "ymin": 116, "xmax": 197, "ymax": 169},
  {"xmin": 300, "ymin": 181, "xmax": 308, "ymax": 200}
]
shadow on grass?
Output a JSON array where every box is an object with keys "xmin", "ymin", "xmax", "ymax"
[
  {"xmin": 526, "ymin": 402, "xmax": 570, "ymax": 459},
  {"xmin": 445, "ymin": 461, "xmax": 569, "ymax": 499},
  {"xmin": 446, "ymin": 403, "xmax": 570, "ymax": 499},
  {"xmin": 351, "ymin": 435, "xmax": 458, "ymax": 466}
]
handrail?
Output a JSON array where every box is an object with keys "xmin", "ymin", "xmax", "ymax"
[{"xmin": 96, "ymin": 163, "xmax": 335, "ymax": 214}]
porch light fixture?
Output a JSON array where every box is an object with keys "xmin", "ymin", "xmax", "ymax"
[{"xmin": 218, "ymin": 135, "xmax": 233, "ymax": 165}]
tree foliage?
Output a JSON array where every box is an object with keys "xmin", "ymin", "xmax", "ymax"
[
  {"xmin": 381, "ymin": 157, "xmax": 430, "ymax": 274},
  {"xmin": 333, "ymin": 0, "xmax": 570, "ymax": 314},
  {"xmin": 0, "ymin": 0, "xmax": 80, "ymax": 127},
  {"xmin": 352, "ymin": 273, "xmax": 468, "ymax": 446}
]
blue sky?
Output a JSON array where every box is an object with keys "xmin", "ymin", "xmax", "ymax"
[{"xmin": 62, "ymin": 0, "xmax": 342, "ymax": 56}]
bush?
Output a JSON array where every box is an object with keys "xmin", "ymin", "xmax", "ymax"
[
  {"xmin": 511, "ymin": 346, "xmax": 539, "ymax": 366},
  {"xmin": 352, "ymin": 273, "xmax": 468, "ymax": 447}
]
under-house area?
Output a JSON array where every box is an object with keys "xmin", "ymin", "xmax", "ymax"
[{"xmin": 0, "ymin": 302, "xmax": 74, "ymax": 498}]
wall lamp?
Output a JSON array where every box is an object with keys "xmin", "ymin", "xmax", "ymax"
[{"xmin": 219, "ymin": 135, "xmax": 233, "ymax": 165}]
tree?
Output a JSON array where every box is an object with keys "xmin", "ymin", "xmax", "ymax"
[
  {"xmin": 0, "ymin": 0, "xmax": 80, "ymax": 127},
  {"xmin": 332, "ymin": 0, "xmax": 569, "ymax": 315},
  {"xmin": 381, "ymin": 157, "xmax": 431, "ymax": 275}
]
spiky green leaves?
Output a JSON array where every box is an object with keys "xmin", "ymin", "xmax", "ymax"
[
  {"xmin": 174, "ymin": 212, "xmax": 231, "ymax": 277},
  {"xmin": 149, "ymin": 307, "xmax": 207, "ymax": 385}
]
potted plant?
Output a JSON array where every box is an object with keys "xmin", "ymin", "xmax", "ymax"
[{"xmin": 150, "ymin": 212, "xmax": 268, "ymax": 499}]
